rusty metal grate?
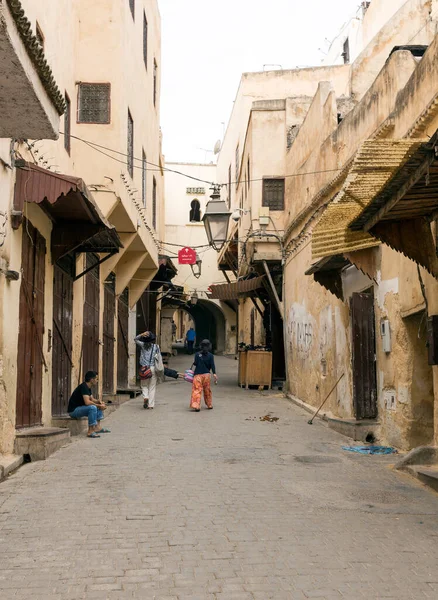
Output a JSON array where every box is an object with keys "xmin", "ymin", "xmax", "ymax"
[
  {"xmin": 78, "ymin": 83, "xmax": 110, "ymax": 124},
  {"xmin": 262, "ymin": 178, "xmax": 285, "ymax": 211}
]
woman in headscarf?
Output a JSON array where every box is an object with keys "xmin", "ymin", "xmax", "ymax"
[
  {"xmin": 134, "ymin": 331, "xmax": 163, "ymax": 409},
  {"xmin": 190, "ymin": 339, "xmax": 218, "ymax": 412}
]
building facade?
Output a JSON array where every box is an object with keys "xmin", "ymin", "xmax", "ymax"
[
  {"xmin": 164, "ymin": 162, "xmax": 236, "ymax": 355},
  {"xmin": 0, "ymin": 0, "xmax": 164, "ymax": 455},
  {"xmin": 219, "ymin": 0, "xmax": 438, "ymax": 451}
]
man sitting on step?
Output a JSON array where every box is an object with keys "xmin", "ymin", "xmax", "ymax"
[{"xmin": 67, "ymin": 371, "xmax": 109, "ymax": 439}]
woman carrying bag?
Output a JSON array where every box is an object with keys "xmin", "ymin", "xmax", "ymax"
[{"xmin": 134, "ymin": 331, "xmax": 164, "ymax": 409}]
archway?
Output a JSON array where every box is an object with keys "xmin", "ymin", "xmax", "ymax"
[{"xmin": 166, "ymin": 299, "xmax": 226, "ymax": 354}]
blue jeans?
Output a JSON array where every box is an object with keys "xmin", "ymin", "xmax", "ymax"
[{"xmin": 69, "ymin": 405, "xmax": 104, "ymax": 427}]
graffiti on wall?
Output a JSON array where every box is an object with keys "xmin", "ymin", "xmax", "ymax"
[{"xmin": 288, "ymin": 303, "xmax": 314, "ymax": 358}]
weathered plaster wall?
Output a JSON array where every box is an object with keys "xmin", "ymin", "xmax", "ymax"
[{"xmin": 284, "ymin": 243, "xmax": 353, "ymax": 418}]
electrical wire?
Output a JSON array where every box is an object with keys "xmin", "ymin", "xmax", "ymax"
[{"xmin": 59, "ymin": 130, "xmax": 347, "ymax": 187}]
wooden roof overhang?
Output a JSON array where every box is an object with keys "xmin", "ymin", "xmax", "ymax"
[
  {"xmin": 349, "ymin": 133, "xmax": 438, "ymax": 278},
  {"xmin": 305, "ymin": 255, "xmax": 350, "ymax": 300}
]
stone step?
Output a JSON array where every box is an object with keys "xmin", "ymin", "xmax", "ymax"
[
  {"xmin": 0, "ymin": 454, "xmax": 24, "ymax": 482},
  {"xmin": 406, "ymin": 465, "xmax": 438, "ymax": 493},
  {"xmin": 14, "ymin": 427, "xmax": 70, "ymax": 461}
]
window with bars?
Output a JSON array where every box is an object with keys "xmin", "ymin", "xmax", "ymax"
[
  {"xmin": 152, "ymin": 177, "xmax": 157, "ymax": 229},
  {"xmin": 129, "ymin": 0, "xmax": 135, "ymax": 19},
  {"xmin": 153, "ymin": 60, "xmax": 158, "ymax": 106},
  {"xmin": 235, "ymin": 144, "xmax": 240, "ymax": 188},
  {"xmin": 77, "ymin": 83, "xmax": 110, "ymax": 124},
  {"xmin": 143, "ymin": 13, "xmax": 148, "ymax": 68},
  {"xmin": 64, "ymin": 93, "xmax": 71, "ymax": 154},
  {"xmin": 142, "ymin": 150, "xmax": 147, "ymax": 206},
  {"xmin": 127, "ymin": 110, "xmax": 134, "ymax": 178},
  {"xmin": 262, "ymin": 178, "xmax": 285, "ymax": 211}
]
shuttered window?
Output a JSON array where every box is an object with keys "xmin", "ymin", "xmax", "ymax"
[
  {"xmin": 143, "ymin": 13, "xmax": 148, "ymax": 68},
  {"xmin": 77, "ymin": 83, "xmax": 110, "ymax": 124},
  {"xmin": 127, "ymin": 110, "xmax": 134, "ymax": 178},
  {"xmin": 152, "ymin": 177, "xmax": 157, "ymax": 229},
  {"xmin": 64, "ymin": 93, "xmax": 71, "ymax": 154},
  {"xmin": 142, "ymin": 150, "xmax": 147, "ymax": 207},
  {"xmin": 262, "ymin": 178, "xmax": 285, "ymax": 211},
  {"xmin": 235, "ymin": 144, "xmax": 240, "ymax": 188}
]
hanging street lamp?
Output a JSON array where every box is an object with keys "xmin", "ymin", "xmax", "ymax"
[
  {"xmin": 190, "ymin": 252, "xmax": 202, "ymax": 279},
  {"xmin": 202, "ymin": 185, "xmax": 231, "ymax": 252},
  {"xmin": 190, "ymin": 291, "xmax": 199, "ymax": 305}
]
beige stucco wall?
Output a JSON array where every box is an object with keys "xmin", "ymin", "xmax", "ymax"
[
  {"xmin": 282, "ymin": 19, "xmax": 438, "ymax": 449},
  {"xmin": 217, "ymin": 65, "xmax": 351, "ymax": 210},
  {"xmin": 0, "ymin": 0, "xmax": 164, "ymax": 451},
  {"xmin": 164, "ymin": 162, "xmax": 236, "ymax": 355}
]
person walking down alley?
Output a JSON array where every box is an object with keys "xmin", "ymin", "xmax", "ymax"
[
  {"xmin": 68, "ymin": 371, "xmax": 109, "ymax": 438},
  {"xmin": 190, "ymin": 339, "xmax": 217, "ymax": 412},
  {"xmin": 135, "ymin": 331, "xmax": 164, "ymax": 409},
  {"xmin": 186, "ymin": 326, "xmax": 196, "ymax": 354}
]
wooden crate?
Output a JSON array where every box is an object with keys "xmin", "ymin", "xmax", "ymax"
[
  {"xmin": 238, "ymin": 350, "xmax": 247, "ymax": 386},
  {"xmin": 239, "ymin": 350, "xmax": 272, "ymax": 389}
]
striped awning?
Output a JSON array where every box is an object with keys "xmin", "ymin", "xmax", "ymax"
[
  {"xmin": 311, "ymin": 139, "xmax": 424, "ymax": 260},
  {"xmin": 208, "ymin": 276, "xmax": 265, "ymax": 300}
]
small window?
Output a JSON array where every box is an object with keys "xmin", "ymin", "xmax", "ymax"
[
  {"xmin": 247, "ymin": 157, "xmax": 250, "ymax": 188},
  {"xmin": 129, "ymin": 0, "xmax": 135, "ymax": 20},
  {"xmin": 64, "ymin": 93, "xmax": 71, "ymax": 154},
  {"xmin": 143, "ymin": 13, "xmax": 148, "ymax": 68},
  {"xmin": 153, "ymin": 60, "xmax": 158, "ymax": 106},
  {"xmin": 342, "ymin": 38, "xmax": 350, "ymax": 64},
  {"xmin": 36, "ymin": 22, "xmax": 44, "ymax": 49},
  {"xmin": 77, "ymin": 83, "xmax": 110, "ymax": 124},
  {"xmin": 127, "ymin": 110, "xmax": 134, "ymax": 178},
  {"xmin": 142, "ymin": 150, "xmax": 147, "ymax": 207},
  {"xmin": 235, "ymin": 144, "xmax": 240, "ymax": 188},
  {"xmin": 189, "ymin": 199, "xmax": 201, "ymax": 222},
  {"xmin": 262, "ymin": 178, "xmax": 285, "ymax": 211},
  {"xmin": 152, "ymin": 177, "xmax": 157, "ymax": 229}
]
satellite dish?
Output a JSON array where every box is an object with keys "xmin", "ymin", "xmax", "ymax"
[{"xmin": 213, "ymin": 139, "xmax": 221, "ymax": 155}]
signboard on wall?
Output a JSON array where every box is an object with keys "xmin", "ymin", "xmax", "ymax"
[{"xmin": 178, "ymin": 247, "xmax": 197, "ymax": 265}]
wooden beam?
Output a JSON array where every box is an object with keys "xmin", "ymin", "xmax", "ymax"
[{"xmin": 263, "ymin": 260, "xmax": 284, "ymax": 319}]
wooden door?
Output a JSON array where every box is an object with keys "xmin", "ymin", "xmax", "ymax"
[
  {"xmin": 16, "ymin": 220, "xmax": 46, "ymax": 428},
  {"xmin": 82, "ymin": 254, "xmax": 100, "ymax": 377},
  {"xmin": 117, "ymin": 288, "xmax": 129, "ymax": 389},
  {"xmin": 52, "ymin": 262, "xmax": 74, "ymax": 416},
  {"xmin": 351, "ymin": 291, "xmax": 378, "ymax": 420},
  {"xmin": 103, "ymin": 274, "xmax": 115, "ymax": 394}
]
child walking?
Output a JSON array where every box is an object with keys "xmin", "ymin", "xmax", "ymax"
[{"xmin": 190, "ymin": 339, "xmax": 218, "ymax": 412}]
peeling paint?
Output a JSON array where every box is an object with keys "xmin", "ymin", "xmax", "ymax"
[{"xmin": 376, "ymin": 276, "xmax": 399, "ymax": 310}]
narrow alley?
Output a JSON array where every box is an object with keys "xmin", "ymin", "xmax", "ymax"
[{"xmin": 1, "ymin": 356, "xmax": 438, "ymax": 600}]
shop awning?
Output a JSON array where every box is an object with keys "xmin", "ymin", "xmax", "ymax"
[
  {"xmin": 13, "ymin": 161, "xmax": 122, "ymax": 263},
  {"xmin": 208, "ymin": 275, "xmax": 265, "ymax": 300},
  {"xmin": 305, "ymin": 255, "xmax": 350, "ymax": 300},
  {"xmin": 311, "ymin": 139, "xmax": 423, "ymax": 260}
]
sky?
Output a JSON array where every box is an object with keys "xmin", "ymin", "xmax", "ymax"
[{"xmin": 159, "ymin": 0, "xmax": 361, "ymax": 164}]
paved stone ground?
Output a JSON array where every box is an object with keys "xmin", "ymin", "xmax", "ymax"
[{"xmin": 1, "ymin": 356, "xmax": 438, "ymax": 600}]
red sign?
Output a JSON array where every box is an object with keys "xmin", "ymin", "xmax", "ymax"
[{"xmin": 178, "ymin": 247, "xmax": 197, "ymax": 265}]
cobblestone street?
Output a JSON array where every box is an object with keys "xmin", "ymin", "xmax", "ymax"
[{"xmin": 1, "ymin": 356, "xmax": 438, "ymax": 600}]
